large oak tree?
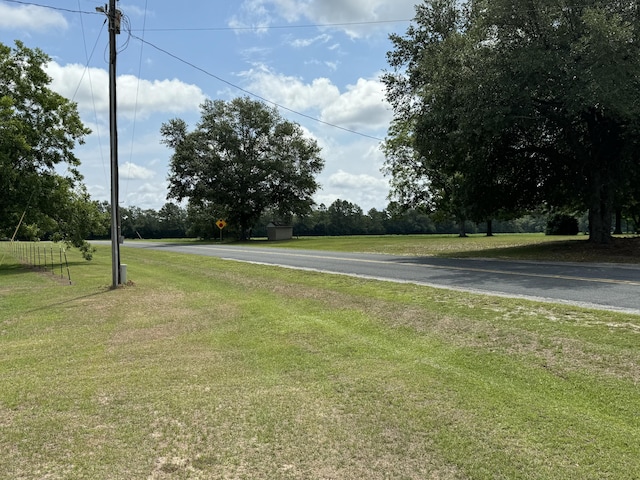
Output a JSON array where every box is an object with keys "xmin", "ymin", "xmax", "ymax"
[
  {"xmin": 383, "ymin": 0, "xmax": 640, "ymax": 243},
  {"xmin": 161, "ymin": 97, "xmax": 324, "ymax": 239}
]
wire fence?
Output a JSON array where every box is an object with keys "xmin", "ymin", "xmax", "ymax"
[{"xmin": 8, "ymin": 242, "xmax": 72, "ymax": 285}]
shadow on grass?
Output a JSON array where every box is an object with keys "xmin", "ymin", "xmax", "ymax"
[
  {"xmin": 21, "ymin": 289, "xmax": 111, "ymax": 315},
  {"xmin": 0, "ymin": 262, "xmax": 28, "ymax": 276},
  {"xmin": 444, "ymin": 237, "xmax": 640, "ymax": 263},
  {"xmin": 0, "ymin": 259, "xmax": 88, "ymax": 285}
]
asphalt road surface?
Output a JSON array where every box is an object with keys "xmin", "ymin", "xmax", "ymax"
[{"xmin": 122, "ymin": 241, "xmax": 640, "ymax": 315}]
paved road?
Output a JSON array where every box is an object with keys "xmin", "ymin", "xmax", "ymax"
[{"xmin": 123, "ymin": 242, "xmax": 640, "ymax": 314}]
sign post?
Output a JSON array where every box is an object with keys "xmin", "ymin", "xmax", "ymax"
[{"xmin": 216, "ymin": 219, "xmax": 227, "ymax": 242}]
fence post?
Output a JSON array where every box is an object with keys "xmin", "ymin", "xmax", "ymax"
[{"xmin": 64, "ymin": 250, "xmax": 71, "ymax": 284}]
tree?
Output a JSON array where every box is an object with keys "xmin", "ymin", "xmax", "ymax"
[
  {"xmin": 184, "ymin": 201, "xmax": 217, "ymax": 239},
  {"xmin": 365, "ymin": 208, "xmax": 388, "ymax": 235},
  {"xmin": 327, "ymin": 199, "xmax": 366, "ymax": 235},
  {"xmin": 0, "ymin": 41, "xmax": 95, "ymax": 256},
  {"xmin": 45, "ymin": 184, "xmax": 107, "ymax": 259},
  {"xmin": 383, "ymin": 0, "xmax": 640, "ymax": 244},
  {"xmin": 158, "ymin": 202, "xmax": 187, "ymax": 238},
  {"xmin": 383, "ymin": 1, "xmax": 529, "ymax": 237},
  {"xmin": 161, "ymin": 97, "xmax": 324, "ymax": 239}
]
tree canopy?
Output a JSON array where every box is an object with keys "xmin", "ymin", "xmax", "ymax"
[
  {"xmin": 161, "ymin": 97, "xmax": 324, "ymax": 238},
  {"xmin": 383, "ymin": 0, "xmax": 640, "ymax": 243},
  {"xmin": 0, "ymin": 41, "xmax": 100, "ymax": 257}
]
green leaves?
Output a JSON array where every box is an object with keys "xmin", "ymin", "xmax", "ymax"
[
  {"xmin": 0, "ymin": 41, "xmax": 93, "ymax": 253},
  {"xmin": 383, "ymin": 0, "xmax": 640, "ymax": 243},
  {"xmin": 162, "ymin": 97, "xmax": 324, "ymax": 238}
]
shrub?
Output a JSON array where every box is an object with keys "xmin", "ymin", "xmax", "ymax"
[{"xmin": 545, "ymin": 214, "xmax": 579, "ymax": 235}]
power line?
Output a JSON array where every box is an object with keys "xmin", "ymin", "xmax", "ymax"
[
  {"xmin": 136, "ymin": 19, "xmax": 413, "ymax": 33},
  {"xmin": 124, "ymin": 0, "xmax": 149, "ymax": 202},
  {"xmin": 2, "ymin": 0, "xmax": 100, "ymax": 15},
  {"xmin": 2, "ymin": 0, "xmax": 410, "ymax": 30},
  {"xmin": 7, "ymin": 0, "xmax": 386, "ymax": 140},
  {"xmin": 5, "ymin": 0, "xmax": 634, "ymax": 26},
  {"xmin": 127, "ymin": 31, "xmax": 384, "ymax": 142},
  {"xmin": 73, "ymin": 0, "xmax": 109, "ymax": 185}
]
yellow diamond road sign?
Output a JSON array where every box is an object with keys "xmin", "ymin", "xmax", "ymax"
[{"xmin": 216, "ymin": 219, "xmax": 227, "ymax": 229}]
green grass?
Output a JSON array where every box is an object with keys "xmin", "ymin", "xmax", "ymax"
[
  {"xmin": 242, "ymin": 233, "xmax": 640, "ymax": 263},
  {"xmin": 246, "ymin": 232, "xmax": 581, "ymax": 254},
  {"xmin": 1, "ymin": 241, "xmax": 639, "ymax": 479}
]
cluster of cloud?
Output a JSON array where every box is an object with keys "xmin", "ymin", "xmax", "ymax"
[
  {"xmin": 0, "ymin": 2, "xmax": 67, "ymax": 32},
  {"xmin": 45, "ymin": 62, "xmax": 207, "ymax": 122},
  {"xmin": 230, "ymin": 0, "xmax": 417, "ymax": 38},
  {"xmin": 239, "ymin": 65, "xmax": 391, "ymax": 131}
]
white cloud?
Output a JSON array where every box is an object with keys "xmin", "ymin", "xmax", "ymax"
[
  {"xmin": 240, "ymin": 65, "xmax": 340, "ymax": 111},
  {"xmin": 312, "ymin": 135, "xmax": 389, "ymax": 210},
  {"xmin": 120, "ymin": 162, "xmax": 155, "ymax": 180},
  {"xmin": 231, "ymin": 0, "xmax": 416, "ymax": 38},
  {"xmin": 86, "ymin": 183, "xmax": 107, "ymax": 201},
  {"xmin": 289, "ymin": 33, "xmax": 332, "ymax": 48},
  {"xmin": 123, "ymin": 182, "xmax": 169, "ymax": 210},
  {"xmin": 44, "ymin": 62, "xmax": 207, "ymax": 121},
  {"xmin": 315, "ymin": 170, "xmax": 389, "ymax": 210},
  {"xmin": 305, "ymin": 0, "xmax": 416, "ymax": 24},
  {"xmin": 0, "ymin": 3, "xmax": 67, "ymax": 32},
  {"xmin": 240, "ymin": 66, "xmax": 390, "ymax": 133},
  {"xmin": 117, "ymin": 76, "xmax": 207, "ymax": 119},
  {"xmin": 329, "ymin": 170, "xmax": 387, "ymax": 190},
  {"xmin": 320, "ymin": 77, "xmax": 391, "ymax": 131},
  {"xmin": 325, "ymin": 61, "xmax": 339, "ymax": 71},
  {"xmin": 228, "ymin": 0, "xmax": 275, "ymax": 33}
]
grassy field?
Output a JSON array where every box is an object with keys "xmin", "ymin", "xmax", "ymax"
[
  {"xmin": 1, "ymin": 237, "xmax": 639, "ymax": 479},
  {"xmin": 243, "ymin": 233, "xmax": 640, "ymax": 263}
]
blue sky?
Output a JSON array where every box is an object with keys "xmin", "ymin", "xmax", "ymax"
[{"xmin": 0, "ymin": 0, "xmax": 417, "ymax": 212}]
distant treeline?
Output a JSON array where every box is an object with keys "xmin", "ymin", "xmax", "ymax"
[{"xmin": 85, "ymin": 199, "xmax": 629, "ymax": 241}]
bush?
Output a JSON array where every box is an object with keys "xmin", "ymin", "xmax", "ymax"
[{"xmin": 545, "ymin": 214, "xmax": 579, "ymax": 235}]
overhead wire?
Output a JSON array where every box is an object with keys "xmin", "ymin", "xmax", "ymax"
[
  {"xmin": 73, "ymin": 0, "xmax": 109, "ymax": 186},
  {"xmin": 3, "ymin": 0, "xmax": 101, "ymax": 16},
  {"xmin": 14, "ymin": 0, "xmax": 618, "ymax": 144},
  {"xmin": 6, "ymin": 0, "xmax": 631, "ymax": 26},
  {"xmin": 135, "ymin": 19, "xmax": 413, "ymax": 32},
  {"xmin": 3, "ymin": 0, "xmax": 409, "ymax": 30},
  {"xmin": 126, "ymin": 30, "xmax": 384, "ymax": 142},
  {"xmin": 124, "ymin": 1, "xmax": 149, "ymax": 204},
  {"xmin": 7, "ymin": 0, "xmax": 390, "ymax": 140}
]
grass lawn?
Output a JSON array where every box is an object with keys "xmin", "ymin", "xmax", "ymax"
[
  {"xmin": 1, "ymin": 239, "xmax": 639, "ymax": 479},
  {"xmin": 243, "ymin": 233, "xmax": 640, "ymax": 264}
]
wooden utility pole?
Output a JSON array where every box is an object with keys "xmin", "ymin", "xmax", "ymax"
[{"xmin": 98, "ymin": 1, "xmax": 122, "ymax": 287}]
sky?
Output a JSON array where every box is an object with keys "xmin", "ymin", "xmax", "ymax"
[{"xmin": 0, "ymin": 0, "xmax": 418, "ymax": 213}]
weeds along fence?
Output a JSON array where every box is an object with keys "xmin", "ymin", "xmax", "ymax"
[{"xmin": 10, "ymin": 242, "xmax": 72, "ymax": 285}]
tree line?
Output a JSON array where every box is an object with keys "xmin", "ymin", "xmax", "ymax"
[{"xmin": 82, "ymin": 200, "xmax": 620, "ymax": 241}]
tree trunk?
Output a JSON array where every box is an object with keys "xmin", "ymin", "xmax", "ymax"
[
  {"xmin": 458, "ymin": 218, "xmax": 467, "ymax": 237},
  {"xmin": 587, "ymin": 171, "xmax": 612, "ymax": 244},
  {"xmin": 486, "ymin": 219, "xmax": 493, "ymax": 237},
  {"xmin": 585, "ymin": 110, "xmax": 618, "ymax": 245},
  {"xmin": 614, "ymin": 208, "xmax": 622, "ymax": 235}
]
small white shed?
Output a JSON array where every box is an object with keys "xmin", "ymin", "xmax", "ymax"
[{"xmin": 266, "ymin": 222, "xmax": 293, "ymax": 241}]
